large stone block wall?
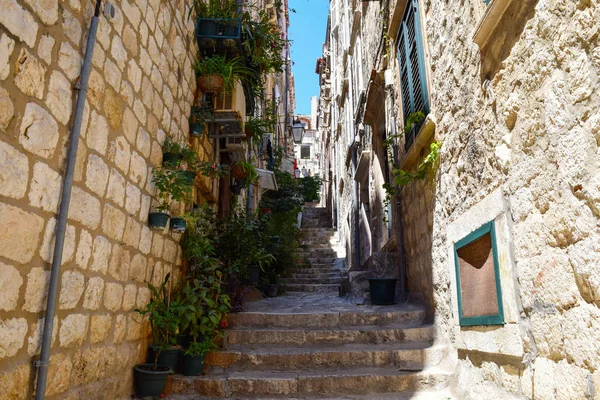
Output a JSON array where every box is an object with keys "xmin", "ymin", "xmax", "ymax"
[
  {"xmin": 395, "ymin": 0, "xmax": 600, "ymax": 397},
  {"xmin": 0, "ymin": 0, "xmax": 198, "ymax": 398}
]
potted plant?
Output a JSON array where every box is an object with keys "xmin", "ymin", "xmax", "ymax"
[
  {"xmin": 244, "ymin": 115, "xmax": 274, "ymax": 142},
  {"xmin": 150, "ymin": 165, "xmax": 196, "ymax": 231},
  {"xmin": 182, "ymin": 336, "xmax": 218, "ymax": 376},
  {"xmin": 189, "ymin": 107, "xmax": 206, "ymax": 138},
  {"xmin": 162, "ymin": 137, "xmax": 197, "ymax": 167},
  {"xmin": 240, "ymin": 5, "xmax": 288, "ymax": 74},
  {"xmin": 133, "ymin": 274, "xmax": 181, "ymax": 397},
  {"xmin": 194, "ymin": 56, "xmax": 254, "ymax": 94},
  {"xmin": 230, "ymin": 160, "xmax": 259, "ymax": 187},
  {"xmin": 368, "ymin": 278, "xmax": 398, "ymax": 305},
  {"xmin": 192, "ymin": 0, "xmax": 242, "ymax": 44}
]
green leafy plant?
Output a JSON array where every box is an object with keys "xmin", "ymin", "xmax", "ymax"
[
  {"xmin": 230, "ymin": 160, "xmax": 259, "ymax": 185},
  {"xmin": 194, "ymin": 56, "xmax": 255, "ymax": 93},
  {"xmin": 298, "ymin": 176, "xmax": 322, "ymax": 202},
  {"xmin": 191, "ymin": 0, "xmax": 240, "ymax": 19},
  {"xmin": 180, "ymin": 207, "xmax": 231, "ymax": 353},
  {"xmin": 162, "ymin": 137, "xmax": 198, "ymax": 167},
  {"xmin": 197, "ymin": 161, "xmax": 229, "ymax": 178},
  {"xmin": 404, "ymin": 111, "xmax": 426, "ymax": 136},
  {"xmin": 382, "ymin": 141, "xmax": 441, "ymax": 222},
  {"xmin": 240, "ymin": 6, "xmax": 288, "ymax": 74},
  {"xmin": 152, "ymin": 167, "xmax": 196, "ymax": 212},
  {"xmin": 185, "ymin": 337, "xmax": 219, "ymax": 357},
  {"xmin": 135, "ymin": 274, "xmax": 181, "ymax": 368}
]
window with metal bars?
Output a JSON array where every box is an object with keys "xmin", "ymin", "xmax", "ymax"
[
  {"xmin": 301, "ymin": 145, "xmax": 310, "ymax": 159},
  {"xmin": 397, "ymin": 0, "xmax": 429, "ymax": 151}
]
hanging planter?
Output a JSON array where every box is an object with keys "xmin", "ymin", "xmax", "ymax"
[
  {"xmin": 170, "ymin": 217, "xmax": 187, "ymax": 232},
  {"xmin": 162, "ymin": 152, "xmax": 183, "ymax": 165},
  {"xmin": 197, "ymin": 73, "xmax": 225, "ymax": 94},
  {"xmin": 190, "ymin": 120, "xmax": 206, "ymax": 137},
  {"xmin": 368, "ymin": 278, "xmax": 397, "ymax": 305},
  {"xmin": 133, "ymin": 364, "xmax": 171, "ymax": 397},
  {"xmin": 148, "ymin": 212, "xmax": 169, "ymax": 230}
]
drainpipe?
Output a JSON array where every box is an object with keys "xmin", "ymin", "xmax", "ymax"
[
  {"xmin": 34, "ymin": 1, "xmax": 102, "ymax": 398},
  {"xmin": 352, "ymin": 144, "xmax": 361, "ymax": 270}
]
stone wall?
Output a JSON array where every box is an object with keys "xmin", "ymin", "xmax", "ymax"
[
  {"xmin": 394, "ymin": 0, "xmax": 600, "ymax": 397},
  {"xmin": 0, "ymin": 0, "xmax": 198, "ymax": 398}
]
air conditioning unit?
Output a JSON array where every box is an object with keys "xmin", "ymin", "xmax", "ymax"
[{"xmin": 225, "ymin": 137, "xmax": 245, "ymax": 152}]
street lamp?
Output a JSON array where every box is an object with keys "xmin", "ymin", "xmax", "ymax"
[{"xmin": 291, "ymin": 119, "xmax": 305, "ymax": 144}]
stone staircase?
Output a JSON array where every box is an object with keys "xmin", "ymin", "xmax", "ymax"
[
  {"xmin": 283, "ymin": 207, "xmax": 343, "ymax": 294},
  {"xmin": 165, "ymin": 206, "xmax": 456, "ymax": 399}
]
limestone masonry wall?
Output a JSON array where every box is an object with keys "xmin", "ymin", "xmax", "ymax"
[
  {"xmin": 0, "ymin": 0, "xmax": 198, "ymax": 398},
  {"xmin": 398, "ymin": 0, "xmax": 600, "ymax": 397}
]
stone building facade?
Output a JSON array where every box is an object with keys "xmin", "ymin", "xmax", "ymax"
[
  {"xmin": 0, "ymin": 0, "xmax": 293, "ymax": 398},
  {"xmin": 318, "ymin": 0, "xmax": 600, "ymax": 398}
]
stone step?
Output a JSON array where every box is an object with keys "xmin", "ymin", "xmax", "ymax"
[
  {"xmin": 290, "ymin": 272, "xmax": 341, "ymax": 280},
  {"xmin": 166, "ymin": 390, "xmax": 456, "ymax": 399},
  {"xmin": 223, "ymin": 323, "xmax": 433, "ymax": 346},
  {"xmin": 204, "ymin": 342, "xmax": 444, "ymax": 371},
  {"xmin": 286, "ymin": 283, "xmax": 340, "ymax": 293},
  {"xmin": 283, "ymin": 277, "xmax": 343, "ymax": 285},
  {"xmin": 297, "ymin": 249, "xmax": 338, "ymax": 256},
  {"xmin": 299, "ymin": 242, "xmax": 336, "ymax": 249},
  {"xmin": 300, "ymin": 227, "xmax": 336, "ymax": 232},
  {"xmin": 289, "ymin": 267, "xmax": 342, "ymax": 275},
  {"xmin": 228, "ymin": 306, "xmax": 426, "ymax": 329},
  {"xmin": 166, "ymin": 366, "xmax": 453, "ymax": 398},
  {"xmin": 300, "ymin": 257, "xmax": 337, "ymax": 264}
]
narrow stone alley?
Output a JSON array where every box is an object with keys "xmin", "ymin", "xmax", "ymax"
[{"xmin": 165, "ymin": 206, "xmax": 455, "ymax": 399}]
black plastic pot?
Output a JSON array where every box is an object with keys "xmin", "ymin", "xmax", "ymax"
[
  {"xmin": 248, "ymin": 266, "xmax": 260, "ymax": 286},
  {"xmin": 368, "ymin": 279, "xmax": 397, "ymax": 305},
  {"xmin": 266, "ymin": 284, "xmax": 278, "ymax": 298},
  {"xmin": 147, "ymin": 345, "xmax": 181, "ymax": 374},
  {"xmin": 231, "ymin": 184, "xmax": 242, "ymax": 195},
  {"xmin": 235, "ymin": 177, "xmax": 247, "ymax": 187},
  {"xmin": 133, "ymin": 364, "xmax": 170, "ymax": 397},
  {"xmin": 170, "ymin": 217, "xmax": 187, "ymax": 232},
  {"xmin": 176, "ymin": 334, "xmax": 193, "ymax": 348},
  {"xmin": 163, "ymin": 152, "xmax": 183, "ymax": 165},
  {"xmin": 181, "ymin": 353, "xmax": 206, "ymax": 376},
  {"xmin": 148, "ymin": 212, "xmax": 169, "ymax": 230},
  {"xmin": 190, "ymin": 121, "xmax": 205, "ymax": 137}
]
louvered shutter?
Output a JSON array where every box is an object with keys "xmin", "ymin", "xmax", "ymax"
[{"xmin": 397, "ymin": 0, "xmax": 429, "ymax": 150}]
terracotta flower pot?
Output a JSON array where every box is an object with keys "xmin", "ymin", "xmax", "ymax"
[
  {"xmin": 231, "ymin": 164, "xmax": 249, "ymax": 179},
  {"xmin": 197, "ymin": 74, "xmax": 225, "ymax": 94}
]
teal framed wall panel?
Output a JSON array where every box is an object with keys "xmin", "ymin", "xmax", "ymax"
[{"xmin": 453, "ymin": 221, "xmax": 505, "ymax": 326}]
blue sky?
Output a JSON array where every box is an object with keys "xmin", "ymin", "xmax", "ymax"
[{"xmin": 288, "ymin": 0, "xmax": 330, "ymax": 115}]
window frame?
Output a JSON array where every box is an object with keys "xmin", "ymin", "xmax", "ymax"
[
  {"xmin": 453, "ymin": 221, "xmax": 505, "ymax": 327},
  {"xmin": 300, "ymin": 145, "xmax": 311, "ymax": 160},
  {"xmin": 396, "ymin": 0, "xmax": 430, "ymax": 150}
]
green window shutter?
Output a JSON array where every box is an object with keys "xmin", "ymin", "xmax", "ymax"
[
  {"xmin": 397, "ymin": 0, "xmax": 430, "ymax": 149},
  {"xmin": 483, "ymin": 0, "xmax": 491, "ymax": 5}
]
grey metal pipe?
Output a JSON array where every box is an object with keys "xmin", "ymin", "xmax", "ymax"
[{"xmin": 34, "ymin": 1, "xmax": 102, "ymax": 398}]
